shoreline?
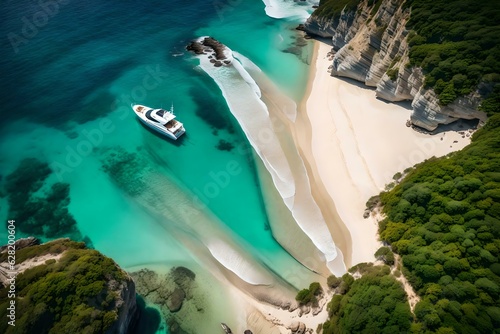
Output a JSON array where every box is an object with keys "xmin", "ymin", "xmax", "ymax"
[
  {"xmin": 157, "ymin": 38, "xmax": 474, "ymax": 334},
  {"xmin": 297, "ymin": 40, "xmax": 472, "ymax": 267},
  {"xmin": 294, "ymin": 41, "xmax": 354, "ymax": 268}
]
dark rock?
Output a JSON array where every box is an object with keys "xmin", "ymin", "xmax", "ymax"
[
  {"xmin": 167, "ymin": 287, "xmax": 186, "ymax": 312},
  {"xmin": 201, "ymin": 37, "xmax": 227, "ymax": 60},
  {"xmin": 186, "ymin": 41, "xmax": 205, "ymax": 55},
  {"xmin": 132, "ymin": 266, "xmax": 197, "ymax": 320},
  {"xmin": 221, "ymin": 323, "xmax": 233, "ymax": 334},
  {"xmin": 171, "ymin": 266, "xmax": 196, "ymax": 282},
  {"xmin": 216, "ymin": 140, "xmax": 234, "ymax": 151},
  {"xmin": 187, "ymin": 37, "xmax": 230, "ymax": 67},
  {"xmin": 295, "ymin": 24, "xmax": 305, "ymax": 31}
]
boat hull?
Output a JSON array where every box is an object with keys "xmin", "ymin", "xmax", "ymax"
[{"xmin": 132, "ymin": 104, "xmax": 185, "ymax": 140}]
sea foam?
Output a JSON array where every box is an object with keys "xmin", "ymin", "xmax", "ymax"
[
  {"xmin": 196, "ymin": 42, "xmax": 296, "ymax": 201},
  {"xmin": 194, "ymin": 41, "xmax": 342, "ymax": 270},
  {"xmin": 261, "ymin": 0, "xmax": 317, "ymax": 20}
]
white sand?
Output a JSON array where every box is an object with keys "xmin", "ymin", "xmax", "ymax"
[{"xmin": 300, "ymin": 41, "xmax": 471, "ymax": 266}]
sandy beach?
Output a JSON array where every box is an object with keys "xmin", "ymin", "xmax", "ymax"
[{"xmin": 297, "ymin": 41, "xmax": 471, "ymax": 266}]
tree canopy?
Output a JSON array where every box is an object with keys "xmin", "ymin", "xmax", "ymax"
[
  {"xmin": 379, "ymin": 114, "xmax": 500, "ymax": 333},
  {"xmin": 405, "ymin": 0, "xmax": 499, "ymax": 105},
  {"xmin": 322, "ymin": 265, "xmax": 412, "ymax": 334},
  {"xmin": 0, "ymin": 240, "xmax": 130, "ymax": 334}
]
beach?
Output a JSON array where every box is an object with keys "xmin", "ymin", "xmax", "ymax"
[
  {"xmin": 232, "ymin": 38, "xmax": 473, "ymax": 332},
  {"xmin": 296, "ymin": 41, "xmax": 471, "ymax": 267},
  {"xmin": 0, "ymin": 1, "xmax": 478, "ymax": 331}
]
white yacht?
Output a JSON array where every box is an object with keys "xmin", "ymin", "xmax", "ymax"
[{"xmin": 132, "ymin": 104, "xmax": 186, "ymax": 140}]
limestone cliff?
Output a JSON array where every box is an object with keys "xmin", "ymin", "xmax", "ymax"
[{"xmin": 304, "ymin": 0, "xmax": 488, "ymax": 131}]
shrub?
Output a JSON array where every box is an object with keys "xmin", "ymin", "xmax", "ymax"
[
  {"xmin": 0, "ymin": 240, "xmax": 128, "ymax": 334},
  {"xmin": 322, "ymin": 265, "xmax": 412, "ymax": 333},
  {"xmin": 327, "ymin": 275, "xmax": 342, "ymax": 289},
  {"xmin": 375, "ymin": 246, "xmax": 396, "ymax": 265},
  {"xmin": 405, "ymin": 0, "xmax": 499, "ymax": 105},
  {"xmin": 387, "ymin": 67, "xmax": 399, "ymax": 81},
  {"xmin": 378, "ymin": 115, "xmax": 500, "ymax": 332}
]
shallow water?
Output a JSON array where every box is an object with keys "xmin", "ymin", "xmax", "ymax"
[{"xmin": 0, "ymin": 0, "xmax": 319, "ymax": 332}]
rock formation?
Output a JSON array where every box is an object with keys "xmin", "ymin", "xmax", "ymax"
[
  {"xmin": 304, "ymin": 0, "xmax": 488, "ymax": 131},
  {"xmin": 131, "ymin": 266, "xmax": 204, "ymax": 333},
  {"xmin": 187, "ymin": 36, "xmax": 232, "ymax": 67},
  {"xmin": 0, "ymin": 238, "xmax": 138, "ymax": 334},
  {"xmin": 106, "ymin": 276, "xmax": 139, "ymax": 334},
  {"xmin": 289, "ymin": 321, "xmax": 307, "ymax": 334},
  {"xmin": 0, "ymin": 237, "xmax": 39, "ymax": 253},
  {"xmin": 131, "ymin": 267, "xmax": 196, "ymax": 314}
]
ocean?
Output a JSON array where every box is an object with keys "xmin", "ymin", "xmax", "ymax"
[{"xmin": 0, "ymin": 0, "xmax": 319, "ymax": 332}]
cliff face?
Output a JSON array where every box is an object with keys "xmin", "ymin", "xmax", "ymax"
[
  {"xmin": 304, "ymin": 0, "xmax": 488, "ymax": 131},
  {"xmin": 106, "ymin": 274, "xmax": 138, "ymax": 334}
]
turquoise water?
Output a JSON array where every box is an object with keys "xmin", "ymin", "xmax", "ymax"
[{"xmin": 0, "ymin": 0, "xmax": 315, "ymax": 332}]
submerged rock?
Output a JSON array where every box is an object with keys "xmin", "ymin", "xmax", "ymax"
[
  {"xmin": 131, "ymin": 267, "xmax": 202, "ymax": 334},
  {"xmin": 167, "ymin": 287, "xmax": 186, "ymax": 312},
  {"xmin": 131, "ymin": 266, "xmax": 196, "ymax": 314}
]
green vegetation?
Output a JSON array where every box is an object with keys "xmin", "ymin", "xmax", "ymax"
[
  {"xmin": 0, "ymin": 240, "xmax": 128, "ymax": 334},
  {"xmin": 0, "ymin": 239, "xmax": 84, "ymax": 263},
  {"xmin": 323, "ymin": 265, "xmax": 412, "ymax": 334},
  {"xmin": 378, "ymin": 114, "xmax": 500, "ymax": 333},
  {"xmin": 314, "ymin": 0, "xmax": 499, "ymax": 105},
  {"xmin": 295, "ymin": 282, "xmax": 323, "ymax": 306},
  {"xmin": 405, "ymin": 0, "xmax": 500, "ymax": 105},
  {"xmin": 312, "ymin": 0, "xmax": 361, "ymax": 19},
  {"xmin": 327, "ymin": 274, "xmax": 342, "ymax": 289},
  {"xmin": 4, "ymin": 158, "xmax": 83, "ymax": 241},
  {"xmin": 393, "ymin": 172, "xmax": 403, "ymax": 181},
  {"xmin": 375, "ymin": 246, "xmax": 395, "ymax": 265},
  {"xmin": 313, "ymin": 0, "xmax": 386, "ymax": 20},
  {"xmin": 386, "ymin": 67, "xmax": 399, "ymax": 81},
  {"xmin": 480, "ymin": 85, "xmax": 500, "ymax": 117},
  {"xmin": 366, "ymin": 195, "xmax": 381, "ymax": 211}
]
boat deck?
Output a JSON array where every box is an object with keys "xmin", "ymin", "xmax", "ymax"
[{"xmin": 134, "ymin": 105, "xmax": 185, "ymax": 139}]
